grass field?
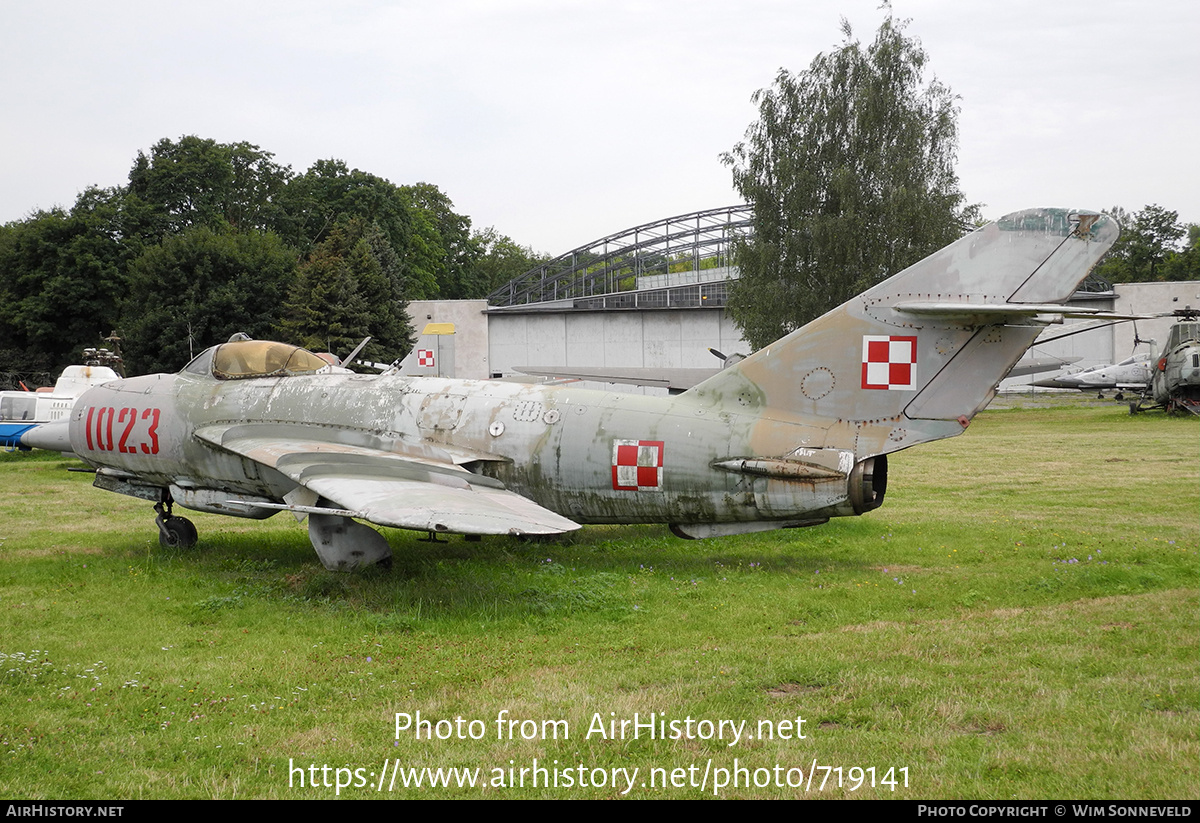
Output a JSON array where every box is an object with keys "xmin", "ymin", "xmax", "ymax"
[{"xmin": 1, "ymin": 401, "xmax": 1196, "ymax": 799}]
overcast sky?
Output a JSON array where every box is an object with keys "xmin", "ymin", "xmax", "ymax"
[{"xmin": 3, "ymin": 0, "xmax": 1196, "ymax": 254}]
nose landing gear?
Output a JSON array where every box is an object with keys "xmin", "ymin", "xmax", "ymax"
[{"xmin": 155, "ymin": 500, "xmax": 198, "ymax": 549}]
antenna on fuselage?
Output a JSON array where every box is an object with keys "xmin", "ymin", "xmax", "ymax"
[{"xmin": 339, "ymin": 337, "xmax": 372, "ymax": 369}]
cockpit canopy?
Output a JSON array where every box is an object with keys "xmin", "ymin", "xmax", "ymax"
[
  {"xmin": 1166, "ymin": 322, "xmax": 1200, "ymax": 351},
  {"xmin": 183, "ymin": 340, "xmax": 331, "ymax": 380}
]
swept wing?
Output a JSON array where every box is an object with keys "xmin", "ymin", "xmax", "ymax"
[{"xmin": 194, "ymin": 424, "xmax": 580, "ymax": 536}]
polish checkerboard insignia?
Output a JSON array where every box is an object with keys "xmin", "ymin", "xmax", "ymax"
[
  {"xmin": 861, "ymin": 335, "xmax": 917, "ymax": 390},
  {"xmin": 611, "ymin": 439, "xmax": 664, "ymax": 491},
  {"xmin": 417, "ymin": 349, "xmax": 435, "ymax": 368}
]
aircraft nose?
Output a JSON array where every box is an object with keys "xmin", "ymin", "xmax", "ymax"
[{"xmin": 19, "ymin": 421, "xmax": 74, "ymax": 454}]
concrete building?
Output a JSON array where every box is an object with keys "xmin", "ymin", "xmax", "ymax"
[
  {"xmin": 405, "ymin": 207, "xmax": 1197, "ymax": 395},
  {"xmin": 1113, "ymin": 281, "xmax": 1200, "ymax": 357},
  {"xmin": 998, "ymin": 280, "xmax": 1200, "ymax": 391}
]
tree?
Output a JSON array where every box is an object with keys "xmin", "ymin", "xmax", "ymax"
[
  {"xmin": 722, "ymin": 14, "xmax": 977, "ymax": 349},
  {"xmin": 400, "ymin": 182, "xmax": 482, "ymax": 299},
  {"xmin": 276, "ymin": 160, "xmax": 440, "ymax": 300},
  {"xmin": 126, "ymin": 136, "xmax": 292, "ymax": 237},
  {"xmin": 0, "ymin": 190, "xmax": 130, "ymax": 374},
  {"xmin": 276, "ymin": 235, "xmax": 373, "ymax": 359},
  {"xmin": 1160, "ymin": 238, "xmax": 1200, "ymax": 281},
  {"xmin": 1, "ymin": 134, "xmax": 537, "ymax": 377},
  {"xmin": 1125, "ymin": 204, "xmax": 1185, "ymax": 281},
  {"xmin": 1093, "ymin": 204, "xmax": 1190, "ymax": 283},
  {"xmin": 120, "ymin": 227, "xmax": 297, "ymax": 373},
  {"xmin": 473, "ymin": 227, "xmax": 548, "ymax": 296},
  {"xmin": 276, "ymin": 218, "xmax": 413, "ymax": 363}
]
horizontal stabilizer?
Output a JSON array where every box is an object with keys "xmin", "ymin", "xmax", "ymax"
[{"xmin": 894, "ymin": 303, "xmax": 1149, "ymax": 322}]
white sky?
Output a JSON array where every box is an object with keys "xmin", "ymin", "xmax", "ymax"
[{"xmin": 2, "ymin": 0, "xmax": 1196, "ymax": 255}]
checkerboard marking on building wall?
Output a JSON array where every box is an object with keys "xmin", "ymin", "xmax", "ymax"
[
  {"xmin": 611, "ymin": 439, "xmax": 664, "ymax": 491},
  {"xmin": 861, "ymin": 335, "xmax": 918, "ymax": 390}
]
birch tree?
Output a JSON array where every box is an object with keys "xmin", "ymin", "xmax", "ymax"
[{"xmin": 723, "ymin": 14, "xmax": 977, "ymax": 349}]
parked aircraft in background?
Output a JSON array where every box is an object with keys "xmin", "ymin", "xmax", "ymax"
[
  {"xmin": 1133, "ymin": 312, "xmax": 1200, "ymax": 415},
  {"xmin": 1031, "ymin": 352, "xmax": 1153, "ymax": 399},
  {"xmin": 394, "ymin": 322, "xmax": 456, "ymax": 378},
  {"xmin": 1, "ymin": 364, "xmax": 120, "ymax": 448},
  {"xmin": 1005, "ymin": 355, "xmax": 1082, "ymax": 378},
  {"xmin": 23, "ymin": 208, "xmax": 1120, "ymax": 570}
]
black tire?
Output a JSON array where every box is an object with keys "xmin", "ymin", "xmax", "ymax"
[{"xmin": 159, "ymin": 516, "xmax": 199, "ymax": 549}]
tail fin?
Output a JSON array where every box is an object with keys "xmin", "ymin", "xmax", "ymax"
[
  {"xmin": 394, "ymin": 323, "xmax": 457, "ymax": 378},
  {"xmin": 689, "ymin": 208, "xmax": 1119, "ymax": 453}
]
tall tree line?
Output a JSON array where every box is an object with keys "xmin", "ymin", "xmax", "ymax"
[
  {"xmin": 0, "ymin": 136, "xmax": 546, "ymax": 378},
  {"xmin": 723, "ymin": 15, "xmax": 979, "ymax": 350},
  {"xmin": 1091, "ymin": 204, "xmax": 1199, "ymax": 284},
  {"xmin": 723, "ymin": 13, "xmax": 1198, "ymax": 350}
]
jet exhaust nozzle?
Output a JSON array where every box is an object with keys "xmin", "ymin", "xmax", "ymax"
[{"xmin": 849, "ymin": 455, "xmax": 887, "ymax": 514}]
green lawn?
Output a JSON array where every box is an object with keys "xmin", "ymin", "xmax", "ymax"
[{"xmin": 1, "ymin": 403, "xmax": 1196, "ymax": 799}]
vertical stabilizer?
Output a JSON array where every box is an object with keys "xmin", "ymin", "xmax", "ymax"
[
  {"xmin": 689, "ymin": 208, "xmax": 1119, "ymax": 452},
  {"xmin": 395, "ymin": 323, "xmax": 457, "ymax": 378}
]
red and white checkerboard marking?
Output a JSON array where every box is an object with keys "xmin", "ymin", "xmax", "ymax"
[
  {"xmin": 861, "ymin": 335, "xmax": 918, "ymax": 390},
  {"xmin": 417, "ymin": 349, "xmax": 435, "ymax": 368},
  {"xmin": 611, "ymin": 439, "xmax": 664, "ymax": 491}
]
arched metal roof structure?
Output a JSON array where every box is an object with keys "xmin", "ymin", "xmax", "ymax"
[
  {"xmin": 487, "ymin": 205, "xmax": 752, "ymax": 310},
  {"xmin": 485, "ymin": 204, "xmax": 1110, "ymax": 310}
]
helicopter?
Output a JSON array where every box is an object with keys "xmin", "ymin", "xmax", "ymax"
[{"xmin": 1130, "ymin": 310, "xmax": 1200, "ymax": 415}]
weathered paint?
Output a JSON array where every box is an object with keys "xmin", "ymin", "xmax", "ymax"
[
  {"xmin": 27, "ymin": 209, "xmax": 1119, "ymax": 569},
  {"xmin": 1147, "ymin": 319, "xmax": 1200, "ymax": 413}
]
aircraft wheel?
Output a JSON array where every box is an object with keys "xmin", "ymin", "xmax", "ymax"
[
  {"xmin": 159, "ymin": 516, "xmax": 198, "ymax": 549},
  {"xmin": 1129, "ymin": 401, "xmax": 1139, "ymax": 415}
]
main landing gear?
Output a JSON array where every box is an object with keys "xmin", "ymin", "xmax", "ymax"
[{"xmin": 154, "ymin": 500, "xmax": 198, "ymax": 549}]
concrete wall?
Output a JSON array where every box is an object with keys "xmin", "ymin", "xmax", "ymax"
[
  {"xmin": 1112, "ymin": 281, "xmax": 1200, "ymax": 358},
  {"xmin": 407, "ymin": 300, "xmax": 490, "ymax": 379},
  {"xmin": 405, "ymin": 300, "xmax": 749, "ymax": 393},
  {"xmin": 408, "ymin": 284, "xmax": 1200, "ymax": 395},
  {"xmin": 998, "ymin": 293, "xmax": 1116, "ymax": 390},
  {"xmin": 486, "ymin": 309, "xmax": 748, "ymax": 377}
]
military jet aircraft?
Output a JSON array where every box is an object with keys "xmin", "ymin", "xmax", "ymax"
[
  {"xmin": 23, "ymin": 208, "xmax": 1119, "ymax": 570},
  {"xmin": 1031, "ymin": 352, "xmax": 1153, "ymax": 398}
]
